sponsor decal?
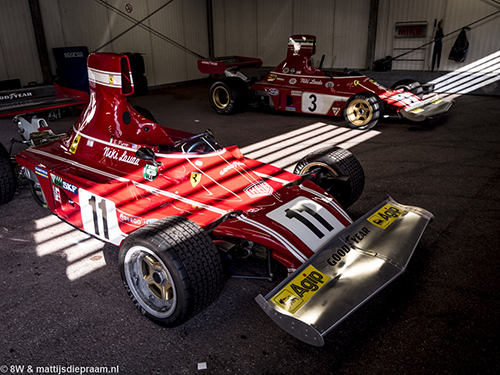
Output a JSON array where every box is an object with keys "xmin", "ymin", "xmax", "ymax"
[
  {"xmin": 195, "ymin": 160, "xmax": 203, "ymax": 167},
  {"xmin": 290, "ymin": 68, "xmax": 296, "ymax": 74},
  {"xmin": 285, "ymin": 106, "xmax": 296, "ymax": 112},
  {"xmin": 367, "ymin": 204, "xmax": 404, "ymax": 229},
  {"xmin": 267, "ymin": 74, "xmax": 277, "ymax": 81},
  {"xmin": 243, "ymin": 180, "xmax": 274, "ymax": 198},
  {"xmin": 219, "ymin": 161, "xmax": 245, "ymax": 176},
  {"xmin": 103, "ymin": 146, "xmax": 140, "ymax": 165},
  {"xmin": 291, "ymin": 90, "xmax": 302, "ymax": 96},
  {"xmin": 325, "ymin": 81, "xmax": 334, "ymax": 88},
  {"xmin": 64, "ymin": 52, "xmax": 84, "ymax": 58},
  {"xmin": 409, "ymin": 108, "xmax": 425, "ymax": 114},
  {"xmin": 431, "ymin": 98, "xmax": 443, "ymax": 105},
  {"xmin": 143, "ymin": 164, "xmax": 158, "ymax": 181},
  {"xmin": 69, "ymin": 135, "xmax": 81, "ymax": 154},
  {"xmin": 354, "ymin": 80, "xmax": 359, "ymax": 86},
  {"xmin": 118, "ymin": 211, "xmax": 142, "ymax": 227},
  {"xmin": 283, "ymin": 68, "xmax": 289, "ymax": 73},
  {"xmin": 272, "ymin": 265, "xmax": 331, "ymax": 314},
  {"xmin": 0, "ymin": 92, "xmax": 33, "ymax": 101},
  {"xmin": 289, "ymin": 78, "xmax": 297, "ymax": 85},
  {"xmin": 52, "ymin": 186, "xmax": 61, "ymax": 203},
  {"xmin": 109, "ymin": 75, "xmax": 114, "ymax": 85},
  {"xmin": 268, "ymin": 88, "xmax": 279, "ymax": 96},
  {"xmin": 86, "ymin": 139, "xmax": 94, "ymax": 147},
  {"xmin": 201, "ymin": 60, "xmax": 220, "ymax": 66},
  {"xmin": 332, "ymin": 107, "xmax": 341, "ymax": 115},
  {"xmin": 51, "ymin": 174, "xmax": 78, "ymax": 194},
  {"xmin": 190, "ymin": 172, "xmax": 202, "ymax": 187},
  {"xmin": 35, "ymin": 166, "xmax": 48, "ymax": 179}
]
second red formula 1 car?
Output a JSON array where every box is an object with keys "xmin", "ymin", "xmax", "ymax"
[
  {"xmin": 198, "ymin": 35, "xmax": 453, "ymax": 130},
  {"xmin": 1, "ymin": 52, "xmax": 433, "ymax": 346}
]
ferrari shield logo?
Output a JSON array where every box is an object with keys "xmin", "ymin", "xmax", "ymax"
[{"xmin": 190, "ymin": 172, "xmax": 202, "ymax": 187}]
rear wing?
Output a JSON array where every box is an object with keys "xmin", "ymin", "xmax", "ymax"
[
  {"xmin": 0, "ymin": 83, "xmax": 89, "ymax": 118},
  {"xmin": 197, "ymin": 56, "xmax": 263, "ymax": 74}
]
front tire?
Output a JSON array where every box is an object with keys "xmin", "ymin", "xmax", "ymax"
[
  {"xmin": 343, "ymin": 93, "xmax": 383, "ymax": 130},
  {"xmin": 119, "ymin": 216, "xmax": 224, "ymax": 326},
  {"xmin": 0, "ymin": 142, "xmax": 16, "ymax": 206},
  {"xmin": 391, "ymin": 79, "xmax": 423, "ymax": 99},
  {"xmin": 294, "ymin": 146, "xmax": 364, "ymax": 209},
  {"xmin": 209, "ymin": 77, "xmax": 249, "ymax": 114}
]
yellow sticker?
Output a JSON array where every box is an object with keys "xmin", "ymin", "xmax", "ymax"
[
  {"xmin": 409, "ymin": 108, "xmax": 425, "ymax": 114},
  {"xmin": 272, "ymin": 265, "xmax": 331, "ymax": 314},
  {"xmin": 190, "ymin": 172, "xmax": 202, "ymax": 187},
  {"xmin": 267, "ymin": 74, "xmax": 277, "ymax": 81},
  {"xmin": 367, "ymin": 203, "xmax": 404, "ymax": 229},
  {"xmin": 430, "ymin": 98, "xmax": 443, "ymax": 105},
  {"xmin": 109, "ymin": 75, "xmax": 114, "ymax": 85},
  {"xmin": 69, "ymin": 135, "xmax": 81, "ymax": 154}
]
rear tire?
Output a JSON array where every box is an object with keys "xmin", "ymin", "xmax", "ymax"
[
  {"xmin": 119, "ymin": 216, "xmax": 224, "ymax": 326},
  {"xmin": 0, "ymin": 142, "xmax": 16, "ymax": 205},
  {"xmin": 391, "ymin": 79, "xmax": 423, "ymax": 99},
  {"xmin": 343, "ymin": 93, "xmax": 383, "ymax": 130},
  {"xmin": 294, "ymin": 146, "xmax": 364, "ymax": 209},
  {"xmin": 209, "ymin": 77, "xmax": 249, "ymax": 114}
]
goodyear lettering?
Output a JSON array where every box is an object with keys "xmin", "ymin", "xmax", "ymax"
[
  {"xmin": 219, "ymin": 161, "xmax": 245, "ymax": 176},
  {"xmin": 0, "ymin": 92, "xmax": 33, "ymax": 101},
  {"xmin": 345, "ymin": 226, "xmax": 371, "ymax": 245},
  {"xmin": 327, "ymin": 244, "xmax": 352, "ymax": 267}
]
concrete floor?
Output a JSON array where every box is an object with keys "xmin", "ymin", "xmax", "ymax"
[{"xmin": 0, "ymin": 82, "xmax": 499, "ymax": 374}]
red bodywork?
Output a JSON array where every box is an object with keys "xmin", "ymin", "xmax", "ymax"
[
  {"xmin": 199, "ymin": 35, "xmax": 437, "ymax": 119},
  {"xmin": 16, "ymin": 53, "xmax": 353, "ymax": 271}
]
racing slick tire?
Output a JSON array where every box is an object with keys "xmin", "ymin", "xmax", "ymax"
[
  {"xmin": 0, "ymin": 142, "xmax": 16, "ymax": 206},
  {"xmin": 343, "ymin": 92, "xmax": 383, "ymax": 130},
  {"xmin": 391, "ymin": 79, "xmax": 424, "ymax": 99},
  {"xmin": 209, "ymin": 77, "xmax": 249, "ymax": 114},
  {"xmin": 294, "ymin": 146, "xmax": 364, "ymax": 209},
  {"xmin": 119, "ymin": 216, "xmax": 224, "ymax": 327}
]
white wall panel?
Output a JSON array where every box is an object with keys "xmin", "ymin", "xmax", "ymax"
[
  {"xmin": 211, "ymin": 0, "xmax": 370, "ymax": 69},
  {"xmin": 0, "ymin": 0, "xmax": 42, "ymax": 85},
  {"xmin": 375, "ymin": 0, "xmax": 500, "ymax": 71}
]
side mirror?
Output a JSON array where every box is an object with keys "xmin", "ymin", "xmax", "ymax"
[{"xmin": 135, "ymin": 147, "xmax": 162, "ymax": 166}]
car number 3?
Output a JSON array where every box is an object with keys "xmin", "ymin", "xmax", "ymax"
[
  {"xmin": 79, "ymin": 188, "xmax": 126, "ymax": 245},
  {"xmin": 307, "ymin": 94, "xmax": 317, "ymax": 112}
]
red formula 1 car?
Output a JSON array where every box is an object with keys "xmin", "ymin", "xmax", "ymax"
[
  {"xmin": 198, "ymin": 35, "xmax": 453, "ymax": 130},
  {"xmin": 0, "ymin": 53, "xmax": 433, "ymax": 346}
]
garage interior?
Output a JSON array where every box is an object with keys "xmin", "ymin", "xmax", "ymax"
[{"xmin": 1, "ymin": 1, "xmax": 499, "ymax": 374}]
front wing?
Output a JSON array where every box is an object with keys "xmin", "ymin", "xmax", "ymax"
[{"xmin": 256, "ymin": 197, "xmax": 433, "ymax": 346}]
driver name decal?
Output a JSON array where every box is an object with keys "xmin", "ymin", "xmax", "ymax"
[
  {"xmin": 272, "ymin": 265, "xmax": 331, "ymax": 314},
  {"xmin": 244, "ymin": 180, "xmax": 274, "ymax": 198},
  {"xmin": 103, "ymin": 147, "xmax": 140, "ymax": 165}
]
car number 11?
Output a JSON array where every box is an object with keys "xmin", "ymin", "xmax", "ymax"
[
  {"xmin": 267, "ymin": 197, "xmax": 345, "ymax": 252},
  {"xmin": 79, "ymin": 188, "xmax": 126, "ymax": 245}
]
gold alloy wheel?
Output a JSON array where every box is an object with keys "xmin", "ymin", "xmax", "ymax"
[
  {"xmin": 124, "ymin": 246, "xmax": 177, "ymax": 318},
  {"xmin": 142, "ymin": 254, "xmax": 174, "ymax": 301},
  {"xmin": 346, "ymin": 98, "xmax": 374, "ymax": 127},
  {"xmin": 212, "ymin": 86, "xmax": 229, "ymax": 109}
]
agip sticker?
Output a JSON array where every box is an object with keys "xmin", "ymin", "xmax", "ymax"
[
  {"xmin": 367, "ymin": 203, "xmax": 404, "ymax": 229},
  {"xmin": 272, "ymin": 265, "xmax": 331, "ymax": 314}
]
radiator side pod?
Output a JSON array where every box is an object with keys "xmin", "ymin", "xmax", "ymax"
[{"xmin": 256, "ymin": 197, "xmax": 433, "ymax": 346}]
